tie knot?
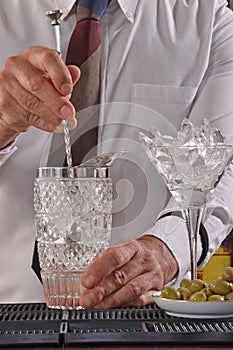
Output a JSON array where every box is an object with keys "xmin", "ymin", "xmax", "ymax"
[{"xmin": 76, "ymin": 0, "xmax": 110, "ymax": 21}]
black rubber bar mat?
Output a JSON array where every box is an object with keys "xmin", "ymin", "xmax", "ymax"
[{"xmin": 0, "ymin": 303, "xmax": 232, "ymax": 346}]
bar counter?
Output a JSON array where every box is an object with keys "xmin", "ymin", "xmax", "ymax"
[{"xmin": 0, "ymin": 303, "xmax": 232, "ymax": 349}]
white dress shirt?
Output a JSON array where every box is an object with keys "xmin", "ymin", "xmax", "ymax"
[{"xmin": 0, "ymin": 0, "xmax": 233, "ymax": 303}]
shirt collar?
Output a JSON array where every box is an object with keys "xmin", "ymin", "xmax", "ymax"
[
  {"xmin": 116, "ymin": 0, "xmax": 139, "ymax": 23},
  {"xmin": 55, "ymin": 0, "xmax": 75, "ymax": 18},
  {"xmin": 58, "ymin": 0, "xmax": 138, "ymax": 23}
]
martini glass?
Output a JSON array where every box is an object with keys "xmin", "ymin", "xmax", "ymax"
[{"xmin": 139, "ymin": 120, "xmax": 233, "ymax": 279}]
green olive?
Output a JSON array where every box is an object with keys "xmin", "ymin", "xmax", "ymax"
[
  {"xmin": 161, "ymin": 286, "xmax": 181, "ymax": 300},
  {"xmin": 178, "ymin": 287, "xmax": 192, "ymax": 301},
  {"xmin": 222, "ymin": 267, "xmax": 233, "ymax": 282},
  {"xmin": 225, "ymin": 291, "xmax": 233, "ymax": 301},
  {"xmin": 201, "ymin": 286, "xmax": 213, "ymax": 298},
  {"xmin": 189, "ymin": 291, "xmax": 207, "ymax": 302},
  {"xmin": 161, "ymin": 266, "xmax": 233, "ymax": 302},
  {"xmin": 209, "ymin": 277, "xmax": 231, "ymax": 295},
  {"xmin": 208, "ymin": 294, "xmax": 225, "ymax": 302},
  {"xmin": 188, "ymin": 279, "xmax": 207, "ymax": 293},
  {"xmin": 180, "ymin": 278, "xmax": 191, "ymax": 290}
]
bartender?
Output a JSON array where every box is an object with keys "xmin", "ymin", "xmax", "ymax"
[{"xmin": 0, "ymin": 0, "xmax": 233, "ymax": 309}]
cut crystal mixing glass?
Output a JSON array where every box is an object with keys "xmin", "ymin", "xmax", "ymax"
[{"xmin": 34, "ymin": 164, "xmax": 112, "ymax": 309}]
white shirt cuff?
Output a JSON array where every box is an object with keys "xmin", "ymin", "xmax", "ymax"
[{"xmin": 144, "ymin": 215, "xmax": 202, "ymax": 287}]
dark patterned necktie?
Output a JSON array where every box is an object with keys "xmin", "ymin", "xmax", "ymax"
[
  {"xmin": 32, "ymin": 0, "xmax": 111, "ymax": 280},
  {"xmin": 65, "ymin": 0, "xmax": 111, "ymax": 165},
  {"xmin": 67, "ymin": 0, "xmax": 109, "ymax": 112}
]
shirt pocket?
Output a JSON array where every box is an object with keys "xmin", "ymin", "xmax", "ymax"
[{"xmin": 130, "ymin": 83, "xmax": 198, "ymax": 135}]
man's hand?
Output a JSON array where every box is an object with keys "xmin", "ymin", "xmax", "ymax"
[
  {"xmin": 0, "ymin": 46, "xmax": 80, "ymax": 148},
  {"xmin": 79, "ymin": 235, "xmax": 178, "ymax": 309}
]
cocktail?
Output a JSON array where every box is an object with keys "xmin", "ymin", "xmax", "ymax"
[{"xmin": 139, "ymin": 118, "xmax": 233, "ymax": 279}]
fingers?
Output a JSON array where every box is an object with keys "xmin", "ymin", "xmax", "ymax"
[
  {"xmin": 100, "ymin": 270, "xmax": 163, "ymax": 309},
  {"xmin": 79, "ymin": 236, "xmax": 178, "ymax": 309},
  {"xmin": 0, "ymin": 78, "xmax": 61, "ymax": 131},
  {"xmin": 5, "ymin": 54, "xmax": 75, "ymax": 116},
  {"xmin": 81, "ymin": 239, "xmax": 139, "ymax": 289},
  {"xmin": 79, "ymin": 239, "xmax": 165, "ymax": 309},
  {"xmin": 0, "ymin": 79, "xmax": 73, "ymax": 132},
  {"xmin": 102, "ymin": 276, "xmax": 156, "ymax": 308},
  {"xmin": 23, "ymin": 46, "xmax": 74, "ymax": 95},
  {"xmin": 0, "ymin": 46, "xmax": 80, "ymax": 135},
  {"xmin": 68, "ymin": 65, "xmax": 81, "ymax": 86},
  {"xmin": 96, "ymin": 247, "xmax": 158, "ymax": 296},
  {"xmin": 80, "ymin": 269, "xmax": 163, "ymax": 309}
]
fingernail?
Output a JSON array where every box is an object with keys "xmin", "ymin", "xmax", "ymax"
[
  {"xmin": 83, "ymin": 275, "xmax": 96, "ymax": 288},
  {"xmin": 68, "ymin": 118, "xmax": 77, "ymax": 130},
  {"xmin": 60, "ymin": 82, "xmax": 72, "ymax": 95},
  {"xmin": 82, "ymin": 294, "xmax": 94, "ymax": 307},
  {"xmin": 60, "ymin": 105, "xmax": 74, "ymax": 118}
]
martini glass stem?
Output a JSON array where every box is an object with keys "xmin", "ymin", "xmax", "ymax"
[{"xmin": 183, "ymin": 206, "xmax": 205, "ymax": 280}]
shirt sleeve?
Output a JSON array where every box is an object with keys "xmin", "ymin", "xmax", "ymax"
[
  {"xmin": 144, "ymin": 214, "xmax": 203, "ymax": 287},
  {"xmin": 188, "ymin": 0, "xmax": 233, "ymax": 261},
  {"xmin": 144, "ymin": 1, "xmax": 233, "ymax": 285}
]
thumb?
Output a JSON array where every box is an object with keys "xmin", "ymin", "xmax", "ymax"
[{"xmin": 67, "ymin": 65, "xmax": 81, "ymax": 85}]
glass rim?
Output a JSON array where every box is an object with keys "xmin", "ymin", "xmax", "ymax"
[{"xmin": 36, "ymin": 166, "xmax": 110, "ymax": 179}]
